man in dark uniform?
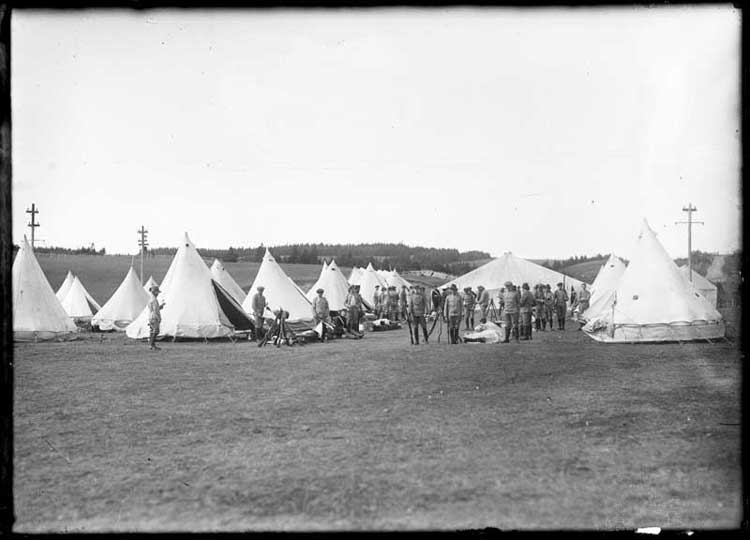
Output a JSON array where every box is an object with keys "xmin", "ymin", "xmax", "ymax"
[
  {"xmin": 575, "ymin": 283, "xmax": 591, "ymax": 330},
  {"xmin": 408, "ymin": 285, "xmax": 429, "ymax": 344},
  {"xmin": 501, "ymin": 281, "xmax": 521, "ymax": 343},
  {"xmin": 553, "ymin": 282, "xmax": 569, "ymax": 330},
  {"xmin": 443, "ymin": 284, "xmax": 463, "ymax": 344},
  {"xmin": 519, "ymin": 282, "xmax": 536, "ymax": 340},
  {"xmin": 312, "ymin": 288, "xmax": 330, "ymax": 342},
  {"xmin": 250, "ymin": 286, "xmax": 268, "ymax": 340}
]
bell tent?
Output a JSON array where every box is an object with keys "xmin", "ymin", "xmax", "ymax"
[
  {"xmin": 582, "ymin": 220, "xmax": 725, "ymax": 343},
  {"xmin": 56, "ymin": 270, "xmax": 75, "ymax": 301},
  {"xmin": 358, "ymin": 263, "xmax": 389, "ymax": 307},
  {"xmin": 13, "ymin": 237, "xmax": 78, "ymax": 341},
  {"xmin": 210, "ymin": 259, "xmax": 247, "ymax": 304},
  {"xmin": 348, "ymin": 266, "xmax": 364, "ymax": 286},
  {"xmin": 679, "ymin": 266, "xmax": 718, "ymax": 307},
  {"xmin": 143, "ymin": 276, "xmax": 158, "ymax": 293},
  {"xmin": 92, "ymin": 267, "xmax": 150, "ymax": 331},
  {"xmin": 442, "ymin": 252, "xmax": 586, "ymax": 304},
  {"xmin": 306, "ymin": 259, "xmax": 351, "ymax": 311},
  {"xmin": 59, "ymin": 276, "xmax": 101, "ymax": 321},
  {"xmin": 242, "ymin": 248, "xmax": 313, "ymax": 322},
  {"xmin": 581, "ymin": 254, "xmax": 627, "ymax": 322},
  {"xmin": 126, "ymin": 233, "xmax": 253, "ymax": 339}
]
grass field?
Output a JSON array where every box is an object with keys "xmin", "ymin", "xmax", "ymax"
[{"xmin": 13, "ymin": 324, "xmax": 741, "ymax": 532}]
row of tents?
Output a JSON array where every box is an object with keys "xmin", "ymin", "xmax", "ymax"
[{"xmin": 12, "ymin": 219, "xmax": 725, "ymax": 343}]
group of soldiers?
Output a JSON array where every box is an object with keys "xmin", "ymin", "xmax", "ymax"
[{"xmin": 243, "ymin": 278, "xmax": 591, "ymax": 346}]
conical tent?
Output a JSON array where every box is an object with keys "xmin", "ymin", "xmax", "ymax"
[
  {"xmin": 679, "ymin": 266, "xmax": 718, "ymax": 307},
  {"xmin": 126, "ymin": 233, "xmax": 253, "ymax": 339},
  {"xmin": 442, "ymin": 252, "xmax": 586, "ymax": 305},
  {"xmin": 582, "ymin": 220, "xmax": 725, "ymax": 343},
  {"xmin": 359, "ymin": 263, "xmax": 388, "ymax": 307},
  {"xmin": 56, "ymin": 270, "xmax": 75, "ymax": 301},
  {"xmin": 242, "ymin": 248, "xmax": 313, "ymax": 322},
  {"xmin": 143, "ymin": 276, "xmax": 158, "ymax": 293},
  {"xmin": 581, "ymin": 254, "xmax": 627, "ymax": 321},
  {"xmin": 92, "ymin": 267, "xmax": 150, "ymax": 330},
  {"xmin": 60, "ymin": 276, "xmax": 101, "ymax": 320},
  {"xmin": 210, "ymin": 259, "xmax": 247, "ymax": 304},
  {"xmin": 13, "ymin": 237, "xmax": 77, "ymax": 341},
  {"xmin": 306, "ymin": 259, "xmax": 351, "ymax": 311},
  {"xmin": 386, "ymin": 269, "xmax": 412, "ymax": 289},
  {"xmin": 348, "ymin": 266, "xmax": 364, "ymax": 286}
]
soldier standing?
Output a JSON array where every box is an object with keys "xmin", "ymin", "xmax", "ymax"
[
  {"xmin": 389, "ymin": 286, "xmax": 400, "ymax": 321},
  {"xmin": 519, "ymin": 283, "xmax": 536, "ymax": 340},
  {"xmin": 443, "ymin": 284, "xmax": 463, "ymax": 344},
  {"xmin": 533, "ymin": 284, "xmax": 545, "ymax": 331},
  {"xmin": 345, "ymin": 285, "xmax": 363, "ymax": 333},
  {"xmin": 575, "ymin": 283, "xmax": 591, "ymax": 330},
  {"xmin": 501, "ymin": 282, "xmax": 521, "ymax": 343},
  {"xmin": 372, "ymin": 285, "xmax": 381, "ymax": 319},
  {"xmin": 312, "ymin": 288, "xmax": 330, "ymax": 342},
  {"xmin": 408, "ymin": 285, "xmax": 429, "ymax": 344},
  {"xmin": 476, "ymin": 285, "xmax": 490, "ymax": 322},
  {"xmin": 147, "ymin": 285, "xmax": 164, "ymax": 350},
  {"xmin": 553, "ymin": 282, "xmax": 569, "ymax": 330},
  {"xmin": 399, "ymin": 285, "xmax": 409, "ymax": 322},
  {"xmin": 250, "ymin": 286, "xmax": 268, "ymax": 340},
  {"xmin": 462, "ymin": 287, "xmax": 477, "ymax": 330}
]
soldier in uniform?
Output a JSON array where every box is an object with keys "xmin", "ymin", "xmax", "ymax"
[
  {"xmin": 533, "ymin": 284, "xmax": 546, "ymax": 331},
  {"xmin": 462, "ymin": 287, "xmax": 477, "ymax": 330},
  {"xmin": 372, "ymin": 285, "xmax": 381, "ymax": 318},
  {"xmin": 501, "ymin": 282, "xmax": 521, "ymax": 343},
  {"xmin": 408, "ymin": 284, "xmax": 429, "ymax": 344},
  {"xmin": 250, "ymin": 286, "xmax": 268, "ymax": 340},
  {"xmin": 553, "ymin": 282, "xmax": 569, "ymax": 330},
  {"xmin": 519, "ymin": 283, "xmax": 536, "ymax": 340},
  {"xmin": 476, "ymin": 285, "xmax": 490, "ymax": 323},
  {"xmin": 147, "ymin": 285, "xmax": 164, "ymax": 350},
  {"xmin": 399, "ymin": 285, "xmax": 409, "ymax": 322},
  {"xmin": 345, "ymin": 285, "xmax": 363, "ymax": 332},
  {"xmin": 575, "ymin": 283, "xmax": 591, "ymax": 330},
  {"xmin": 379, "ymin": 286, "xmax": 389, "ymax": 319},
  {"xmin": 312, "ymin": 288, "xmax": 330, "ymax": 342},
  {"xmin": 543, "ymin": 284, "xmax": 555, "ymax": 330},
  {"xmin": 443, "ymin": 284, "xmax": 463, "ymax": 344},
  {"xmin": 389, "ymin": 286, "xmax": 400, "ymax": 322}
]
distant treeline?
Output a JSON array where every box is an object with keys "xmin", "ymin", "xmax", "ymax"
[
  {"xmin": 540, "ymin": 253, "xmax": 608, "ymax": 271},
  {"xmin": 146, "ymin": 243, "xmax": 491, "ymax": 275},
  {"xmin": 12, "ymin": 244, "xmax": 106, "ymax": 255}
]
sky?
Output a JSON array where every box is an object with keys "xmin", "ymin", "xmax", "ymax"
[{"xmin": 11, "ymin": 6, "xmax": 741, "ymax": 261}]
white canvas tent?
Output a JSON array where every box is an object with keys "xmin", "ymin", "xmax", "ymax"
[
  {"xmin": 581, "ymin": 254, "xmax": 627, "ymax": 322},
  {"xmin": 442, "ymin": 252, "xmax": 586, "ymax": 305},
  {"xmin": 210, "ymin": 259, "xmax": 247, "ymax": 304},
  {"xmin": 348, "ymin": 266, "xmax": 364, "ymax": 286},
  {"xmin": 92, "ymin": 267, "xmax": 150, "ymax": 331},
  {"xmin": 242, "ymin": 248, "xmax": 313, "ymax": 322},
  {"xmin": 143, "ymin": 276, "xmax": 158, "ymax": 293},
  {"xmin": 306, "ymin": 259, "xmax": 351, "ymax": 311},
  {"xmin": 13, "ymin": 237, "xmax": 78, "ymax": 341},
  {"xmin": 385, "ymin": 269, "xmax": 412, "ymax": 289},
  {"xmin": 126, "ymin": 233, "xmax": 253, "ymax": 339},
  {"xmin": 56, "ymin": 270, "xmax": 75, "ymax": 301},
  {"xmin": 60, "ymin": 276, "xmax": 101, "ymax": 321},
  {"xmin": 358, "ymin": 263, "xmax": 388, "ymax": 307},
  {"xmin": 582, "ymin": 220, "xmax": 725, "ymax": 343},
  {"xmin": 679, "ymin": 266, "xmax": 718, "ymax": 307}
]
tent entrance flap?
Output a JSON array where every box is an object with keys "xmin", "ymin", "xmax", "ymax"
[{"xmin": 212, "ymin": 280, "xmax": 253, "ymax": 331}]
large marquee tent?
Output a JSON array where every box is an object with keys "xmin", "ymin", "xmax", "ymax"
[{"xmin": 582, "ymin": 220, "xmax": 725, "ymax": 343}]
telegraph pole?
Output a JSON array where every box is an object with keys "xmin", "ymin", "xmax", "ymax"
[
  {"xmin": 137, "ymin": 226, "xmax": 149, "ymax": 284},
  {"xmin": 675, "ymin": 203, "xmax": 704, "ymax": 282},
  {"xmin": 25, "ymin": 203, "xmax": 40, "ymax": 249}
]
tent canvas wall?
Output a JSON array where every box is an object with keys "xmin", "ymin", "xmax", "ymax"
[
  {"xmin": 126, "ymin": 233, "xmax": 253, "ymax": 339},
  {"xmin": 582, "ymin": 220, "xmax": 724, "ymax": 343},
  {"xmin": 56, "ymin": 270, "xmax": 75, "ymax": 301},
  {"xmin": 348, "ymin": 266, "xmax": 364, "ymax": 286},
  {"xmin": 679, "ymin": 266, "xmax": 718, "ymax": 307},
  {"xmin": 358, "ymin": 263, "xmax": 388, "ymax": 307},
  {"xmin": 442, "ymin": 252, "xmax": 586, "ymax": 305},
  {"xmin": 242, "ymin": 248, "xmax": 313, "ymax": 322},
  {"xmin": 60, "ymin": 276, "xmax": 101, "ymax": 321},
  {"xmin": 581, "ymin": 254, "xmax": 627, "ymax": 322},
  {"xmin": 210, "ymin": 259, "xmax": 247, "ymax": 304},
  {"xmin": 13, "ymin": 237, "xmax": 78, "ymax": 341},
  {"xmin": 92, "ymin": 267, "xmax": 150, "ymax": 331},
  {"xmin": 143, "ymin": 276, "xmax": 158, "ymax": 293}
]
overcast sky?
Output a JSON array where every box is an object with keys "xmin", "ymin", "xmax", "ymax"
[{"xmin": 11, "ymin": 7, "xmax": 741, "ymax": 260}]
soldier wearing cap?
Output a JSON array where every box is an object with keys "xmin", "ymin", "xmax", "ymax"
[
  {"xmin": 501, "ymin": 281, "xmax": 521, "ymax": 343},
  {"xmin": 519, "ymin": 283, "xmax": 535, "ymax": 340},
  {"xmin": 372, "ymin": 285, "xmax": 381, "ymax": 318},
  {"xmin": 250, "ymin": 286, "xmax": 268, "ymax": 340},
  {"xmin": 312, "ymin": 288, "xmax": 330, "ymax": 342},
  {"xmin": 388, "ymin": 286, "xmax": 400, "ymax": 321},
  {"xmin": 543, "ymin": 284, "xmax": 554, "ymax": 330},
  {"xmin": 533, "ymin": 283, "xmax": 546, "ymax": 331},
  {"xmin": 574, "ymin": 283, "xmax": 591, "ymax": 330},
  {"xmin": 399, "ymin": 285, "xmax": 409, "ymax": 321},
  {"xmin": 408, "ymin": 285, "xmax": 429, "ymax": 344},
  {"xmin": 462, "ymin": 287, "xmax": 477, "ymax": 330},
  {"xmin": 378, "ymin": 286, "xmax": 389, "ymax": 319},
  {"xmin": 147, "ymin": 285, "xmax": 164, "ymax": 350},
  {"xmin": 443, "ymin": 284, "xmax": 463, "ymax": 344},
  {"xmin": 553, "ymin": 282, "xmax": 569, "ymax": 330},
  {"xmin": 476, "ymin": 285, "xmax": 490, "ymax": 323},
  {"xmin": 345, "ymin": 284, "xmax": 363, "ymax": 332}
]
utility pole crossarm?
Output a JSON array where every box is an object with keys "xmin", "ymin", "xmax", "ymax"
[
  {"xmin": 137, "ymin": 226, "xmax": 149, "ymax": 284},
  {"xmin": 675, "ymin": 202, "xmax": 704, "ymax": 282},
  {"xmin": 25, "ymin": 203, "xmax": 40, "ymax": 249}
]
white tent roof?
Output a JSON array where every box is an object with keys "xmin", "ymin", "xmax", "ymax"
[
  {"xmin": 442, "ymin": 252, "xmax": 585, "ymax": 302},
  {"xmin": 583, "ymin": 220, "xmax": 724, "ymax": 342},
  {"xmin": 126, "ymin": 233, "xmax": 253, "ymax": 339},
  {"xmin": 359, "ymin": 263, "xmax": 389, "ymax": 306},
  {"xmin": 143, "ymin": 276, "xmax": 158, "ymax": 293},
  {"xmin": 582, "ymin": 253, "xmax": 627, "ymax": 321},
  {"xmin": 348, "ymin": 266, "xmax": 364, "ymax": 285},
  {"xmin": 60, "ymin": 276, "xmax": 101, "ymax": 320},
  {"xmin": 56, "ymin": 270, "xmax": 75, "ymax": 301},
  {"xmin": 210, "ymin": 259, "xmax": 247, "ymax": 304},
  {"xmin": 679, "ymin": 266, "xmax": 718, "ymax": 307},
  {"xmin": 306, "ymin": 258, "xmax": 351, "ymax": 311},
  {"xmin": 242, "ymin": 248, "xmax": 313, "ymax": 322},
  {"xmin": 385, "ymin": 269, "xmax": 412, "ymax": 289},
  {"xmin": 92, "ymin": 267, "xmax": 150, "ymax": 331},
  {"xmin": 13, "ymin": 237, "xmax": 77, "ymax": 341}
]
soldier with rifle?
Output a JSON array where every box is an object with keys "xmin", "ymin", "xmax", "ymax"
[{"xmin": 408, "ymin": 284, "xmax": 429, "ymax": 345}]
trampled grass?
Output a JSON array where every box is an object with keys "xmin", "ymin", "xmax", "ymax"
[{"xmin": 13, "ymin": 325, "xmax": 741, "ymax": 531}]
